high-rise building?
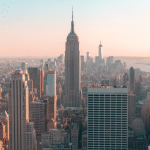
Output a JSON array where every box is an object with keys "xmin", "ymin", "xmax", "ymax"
[
  {"xmin": 87, "ymin": 86, "xmax": 128, "ymax": 150},
  {"xmin": 46, "ymin": 71, "xmax": 56, "ymax": 96},
  {"xmin": 21, "ymin": 62, "xmax": 26, "ymax": 72},
  {"xmin": 128, "ymin": 94, "xmax": 136, "ymax": 126},
  {"xmin": 28, "ymin": 68, "xmax": 43, "ymax": 98},
  {"xmin": 64, "ymin": 9, "xmax": 81, "ymax": 107},
  {"xmin": 9, "ymin": 70, "xmax": 37, "ymax": 150},
  {"xmin": 99, "ymin": 41, "xmax": 102, "ymax": 62},
  {"xmin": 71, "ymin": 123, "xmax": 79, "ymax": 149},
  {"xmin": 123, "ymin": 73, "xmax": 128, "ymax": 86},
  {"xmin": 45, "ymin": 96, "xmax": 57, "ymax": 122},
  {"xmin": 130, "ymin": 67, "xmax": 135, "ymax": 93},
  {"xmin": 87, "ymin": 52, "xmax": 90, "ymax": 63},
  {"xmin": 30, "ymin": 100, "xmax": 46, "ymax": 137}
]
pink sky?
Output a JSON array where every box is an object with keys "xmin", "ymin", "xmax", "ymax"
[{"xmin": 0, "ymin": 0, "xmax": 150, "ymax": 58}]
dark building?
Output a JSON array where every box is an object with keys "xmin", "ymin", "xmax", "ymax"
[
  {"xmin": 130, "ymin": 67, "xmax": 135, "ymax": 93},
  {"xmin": 63, "ymin": 10, "xmax": 81, "ymax": 107},
  {"xmin": 28, "ymin": 67, "xmax": 43, "ymax": 98}
]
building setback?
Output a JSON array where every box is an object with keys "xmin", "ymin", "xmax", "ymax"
[{"xmin": 63, "ymin": 9, "xmax": 81, "ymax": 107}]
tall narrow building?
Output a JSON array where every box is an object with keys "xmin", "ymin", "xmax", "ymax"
[
  {"xmin": 99, "ymin": 41, "xmax": 102, "ymax": 62},
  {"xmin": 9, "ymin": 70, "xmax": 37, "ymax": 150},
  {"xmin": 130, "ymin": 67, "xmax": 135, "ymax": 93},
  {"xmin": 64, "ymin": 9, "xmax": 81, "ymax": 107}
]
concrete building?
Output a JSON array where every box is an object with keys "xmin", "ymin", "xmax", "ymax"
[
  {"xmin": 130, "ymin": 67, "xmax": 135, "ymax": 93},
  {"xmin": 9, "ymin": 70, "xmax": 37, "ymax": 150},
  {"xmin": 28, "ymin": 67, "xmax": 43, "ymax": 98},
  {"xmin": 82, "ymin": 133, "xmax": 87, "ymax": 149},
  {"xmin": 99, "ymin": 41, "xmax": 102, "ymax": 63},
  {"xmin": 123, "ymin": 73, "xmax": 128, "ymax": 86},
  {"xmin": 128, "ymin": 94, "xmax": 136, "ymax": 126},
  {"xmin": 40, "ymin": 129, "xmax": 70, "ymax": 150},
  {"xmin": 30, "ymin": 100, "xmax": 46, "ymax": 137},
  {"xmin": 71, "ymin": 123, "xmax": 79, "ymax": 150},
  {"xmin": 44, "ymin": 96, "xmax": 57, "ymax": 122},
  {"xmin": 21, "ymin": 62, "xmax": 26, "ymax": 72},
  {"xmin": 87, "ymin": 86, "xmax": 128, "ymax": 150},
  {"xmin": 63, "ymin": 10, "xmax": 81, "ymax": 107},
  {"xmin": 46, "ymin": 71, "xmax": 56, "ymax": 96}
]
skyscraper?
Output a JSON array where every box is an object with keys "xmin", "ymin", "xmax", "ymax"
[
  {"xmin": 8, "ymin": 70, "xmax": 37, "ymax": 150},
  {"xmin": 130, "ymin": 67, "xmax": 135, "ymax": 93},
  {"xmin": 45, "ymin": 71, "xmax": 56, "ymax": 96},
  {"xmin": 64, "ymin": 9, "xmax": 81, "ymax": 107},
  {"xmin": 99, "ymin": 41, "xmax": 102, "ymax": 62},
  {"xmin": 28, "ymin": 68, "xmax": 43, "ymax": 98},
  {"xmin": 87, "ymin": 86, "xmax": 128, "ymax": 150}
]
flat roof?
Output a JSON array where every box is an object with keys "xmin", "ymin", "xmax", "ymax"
[{"xmin": 88, "ymin": 87, "xmax": 128, "ymax": 93}]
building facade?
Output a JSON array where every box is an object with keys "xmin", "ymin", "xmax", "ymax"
[
  {"xmin": 87, "ymin": 87, "xmax": 128, "ymax": 150},
  {"xmin": 9, "ymin": 70, "xmax": 37, "ymax": 150},
  {"xmin": 130, "ymin": 67, "xmax": 135, "ymax": 93},
  {"xmin": 28, "ymin": 68, "xmax": 43, "ymax": 98},
  {"xmin": 64, "ymin": 10, "xmax": 81, "ymax": 107}
]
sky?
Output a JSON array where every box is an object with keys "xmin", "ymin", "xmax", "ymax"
[{"xmin": 0, "ymin": 0, "xmax": 150, "ymax": 58}]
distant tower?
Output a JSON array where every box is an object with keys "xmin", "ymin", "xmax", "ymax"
[
  {"xmin": 64, "ymin": 8, "xmax": 81, "ymax": 107},
  {"xmin": 21, "ymin": 62, "xmax": 26, "ymax": 72},
  {"xmin": 28, "ymin": 68, "xmax": 43, "ymax": 98},
  {"xmin": 46, "ymin": 71, "xmax": 56, "ymax": 96},
  {"xmin": 130, "ymin": 67, "xmax": 135, "ymax": 93},
  {"xmin": 99, "ymin": 41, "xmax": 102, "ymax": 62}
]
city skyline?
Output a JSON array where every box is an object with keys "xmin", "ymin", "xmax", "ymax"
[{"xmin": 0, "ymin": 0, "xmax": 150, "ymax": 57}]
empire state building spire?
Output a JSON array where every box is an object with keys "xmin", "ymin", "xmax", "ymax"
[{"xmin": 71, "ymin": 7, "xmax": 74, "ymax": 34}]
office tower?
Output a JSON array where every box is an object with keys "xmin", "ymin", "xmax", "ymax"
[
  {"xmin": 123, "ymin": 73, "xmax": 128, "ymax": 86},
  {"xmin": 30, "ymin": 100, "xmax": 45, "ymax": 137},
  {"xmin": 81, "ymin": 56, "xmax": 85, "ymax": 71},
  {"xmin": 71, "ymin": 123, "xmax": 79, "ymax": 149},
  {"xmin": 130, "ymin": 67, "xmax": 135, "ymax": 93},
  {"xmin": 99, "ymin": 41, "xmax": 102, "ymax": 62},
  {"xmin": 45, "ymin": 64, "xmax": 49, "ymax": 73},
  {"xmin": 9, "ymin": 70, "xmax": 37, "ymax": 150},
  {"xmin": 44, "ymin": 96, "xmax": 57, "ymax": 122},
  {"xmin": 21, "ymin": 62, "xmax": 26, "ymax": 72},
  {"xmin": 81, "ymin": 55, "xmax": 84, "ymax": 64},
  {"xmin": 106, "ymin": 56, "xmax": 113, "ymax": 67},
  {"xmin": 28, "ymin": 68, "xmax": 43, "ymax": 98},
  {"xmin": 87, "ymin": 87, "xmax": 128, "ymax": 150},
  {"xmin": 64, "ymin": 9, "xmax": 81, "ymax": 107},
  {"xmin": 46, "ymin": 71, "xmax": 56, "ymax": 96},
  {"xmin": 87, "ymin": 52, "xmax": 90, "ymax": 63},
  {"xmin": 40, "ymin": 59, "xmax": 44, "ymax": 70},
  {"xmin": 128, "ymin": 94, "xmax": 136, "ymax": 126}
]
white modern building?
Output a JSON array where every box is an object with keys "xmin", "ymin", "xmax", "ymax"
[
  {"xmin": 87, "ymin": 86, "xmax": 128, "ymax": 150},
  {"xmin": 46, "ymin": 71, "xmax": 56, "ymax": 96}
]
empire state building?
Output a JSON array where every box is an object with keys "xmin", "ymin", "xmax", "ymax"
[{"xmin": 63, "ymin": 10, "xmax": 81, "ymax": 107}]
